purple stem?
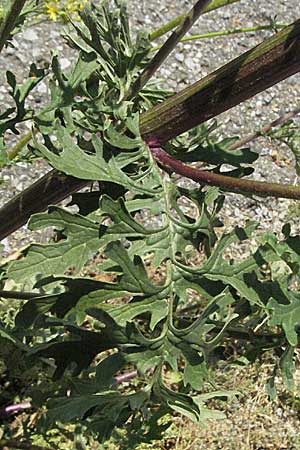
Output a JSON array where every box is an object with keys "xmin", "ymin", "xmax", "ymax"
[
  {"xmin": 146, "ymin": 138, "xmax": 300, "ymax": 200},
  {"xmin": 114, "ymin": 370, "xmax": 138, "ymax": 385},
  {"xmin": 0, "ymin": 401, "xmax": 32, "ymax": 416},
  {"xmin": 0, "ymin": 372, "xmax": 138, "ymax": 418}
]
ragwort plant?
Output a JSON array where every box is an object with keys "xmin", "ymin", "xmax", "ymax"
[{"xmin": 0, "ymin": 0, "xmax": 300, "ymax": 446}]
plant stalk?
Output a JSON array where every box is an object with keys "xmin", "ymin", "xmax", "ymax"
[
  {"xmin": 0, "ymin": 401, "xmax": 32, "ymax": 416},
  {"xmin": 149, "ymin": 144, "xmax": 300, "ymax": 200},
  {"xmin": 0, "ymin": 0, "xmax": 26, "ymax": 53},
  {"xmin": 8, "ymin": 127, "xmax": 36, "ymax": 161},
  {"xmin": 151, "ymin": 23, "xmax": 287, "ymax": 51},
  {"xmin": 0, "ymin": 171, "xmax": 86, "ymax": 240},
  {"xmin": 229, "ymin": 106, "xmax": 300, "ymax": 150},
  {"xmin": 150, "ymin": 0, "xmax": 240, "ymax": 41},
  {"xmin": 141, "ymin": 19, "xmax": 300, "ymax": 142},
  {"xmin": 125, "ymin": 0, "xmax": 212, "ymax": 100},
  {"xmin": 1, "ymin": 19, "xmax": 300, "ymax": 239}
]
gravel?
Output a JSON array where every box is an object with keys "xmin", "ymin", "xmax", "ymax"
[{"xmin": 1, "ymin": 0, "xmax": 300, "ymax": 252}]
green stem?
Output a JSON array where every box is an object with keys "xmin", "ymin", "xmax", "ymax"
[
  {"xmin": 8, "ymin": 128, "xmax": 36, "ymax": 161},
  {"xmin": 150, "ymin": 0, "xmax": 240, "ymax": 41},
  {"xmin": 151, "ymin": 24, "xmax": 288, "ymax": 51},
  {"xmin": 125, "ymin": 0, "xmax": 212, "ymax": 100},
  {"xmin": 0, "ymin": 0, "xmax": 26, "ymax": 53}
]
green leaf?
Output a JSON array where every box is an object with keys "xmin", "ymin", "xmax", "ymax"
[
  {"xmin": 267, "ymin": 292, "xmax": 300, "ymax": 346},
  {"xmin": 29, "ymin": 316, "xmax": 128, "ymax": 379},
  {"xmin": 182, "ymin": 347, "xmax": 207, "ymax": 391},
  {"xmin": 47, "ymin": 392, "xmax": 130, "ymax": 423},
  {"xmin": 104, "ymin": 297, "xmax": 168, "ymax": 330},
  {"xmin": 105, "ymin": 241, "xmax": 162, "ymax": 295},
  {"xmin": 153, "ymin": 376, "xmax": 201, "ymax": 423},
  {"xmin": 176, "ymin": 222, "xmax": 267, "ymax": 305},
  {"xmin": 0, "ymin": 63, "xmax": 45, "ymax": 136},
  {"xmin": 15, "ymin": 276, "xmax": 121, "ymax": 327},
  {"xmin": 165, "ymin": 123, "xmax": 258, "ymax": 168},
  {"xmin": 33, "ymin": 127, "xmax": 138, "ymax": 184},
  {"xmin": 7, "ymin": 206, "xmax": 100, "ymax": 282},
  {"xmin": 279, "ymin": 345, "xmax": 295, "ymax": 391},
  {"xmin": 95, "ymin": 353, "xmax": 126, "ymax": 387}
]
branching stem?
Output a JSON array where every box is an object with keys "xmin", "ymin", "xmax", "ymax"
[
  {"xmin": 1, "ymin": 18, "xmax": 300, "ymax": 238},
  {"xmin": 8, "ymin": 127, "xmax": 36, "ymax": 161}
]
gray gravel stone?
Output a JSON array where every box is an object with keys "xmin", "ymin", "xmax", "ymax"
[{"xmin": 22, "ymin": 28, "xmax": 39, "ymax": 41}]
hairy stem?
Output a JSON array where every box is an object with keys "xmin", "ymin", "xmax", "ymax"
[
  {"xmin": 229, "ymin": 106, "xmax": 300, "ymax": 150},
  {"xmin": 0, "ymin": 171, "xmax": 86, "ymax": 239},
  {"xmin": 150, "ymin": 0, "xmax": 240, "ymax": 41},
  {"xmin": 149, "ymin": 145, "xmax": 300, "ymax": 199},
  {"xmin": 0, "ymin": 0, "xmax": 26, "ymax": 53},
  {"xmin": 141, "ymin": 19, "xmax": 300, "ymax": 142},
  {"xmin": 125, "ymin": 0, "xmax": 212, "ymax": 100}
]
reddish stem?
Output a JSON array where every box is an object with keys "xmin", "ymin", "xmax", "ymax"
[
  {"xmin": 147, "ymin": 139, "xmax": 300, "ymax": 199},
  {"xmin": 0, "ymin": 401, "xmax": 32, "ymax": 416},
  {"xmin": 114, "ymin": 370, "xmax": 139, "ymax": 384}
]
